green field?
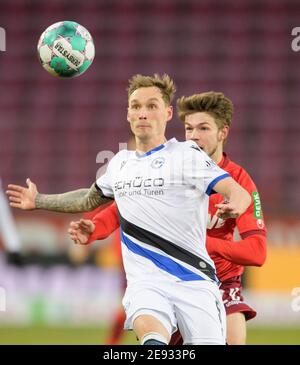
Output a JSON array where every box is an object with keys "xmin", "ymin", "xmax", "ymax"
[{"xmin": 0, "ymin": 326, "xmax": 299, "ymax": 345}]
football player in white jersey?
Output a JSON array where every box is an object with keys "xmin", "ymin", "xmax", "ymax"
[{"xmin": 6, "ymin": 74, "xmax": 251, "ymax": 345}]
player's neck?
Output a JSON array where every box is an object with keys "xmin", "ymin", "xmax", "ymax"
[
  {"xmin": 210, "ymin": 147, "xmax": 224, "ymax": 165},
  {"xmin": 135, "ymin": 136, "xmax": 167, "ymax": 153}
]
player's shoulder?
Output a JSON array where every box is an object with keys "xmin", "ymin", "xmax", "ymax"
[
  {"xmin": 113, "ymin": 149, "xmax": 132, "ymax": 159},
  {"xmin": 169, "ymin": 140, "xmax": 220, "ymax": 172},
  {"xmin": 107, "ymin": 149, "xmax": 134, "ymax": 168},
  {"xmin": 114, "ymin": 150, "xmax": 130, "ymax": 158},
  {"xmin": 171, "ymin": 139, "xmax": 207, "ymax": 156},
  {"xmin": 174, "ymin": 139, "xmax": 200, "ymax": 150},
  {"xmin": 167, "ymin": 140, "xmax": 205, "ymax": 161}
]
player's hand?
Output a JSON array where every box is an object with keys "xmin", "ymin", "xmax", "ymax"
[
  {"xmin": 68, "ymin": 219, "xmax": 95, "ymax": 245},
  {"xmin": 6, "ymin": 178, "xmax": 38, "ymax": 210},
  {"xmin": 215, "ymin": 201, "xmax": 239, "ymax": 219}
]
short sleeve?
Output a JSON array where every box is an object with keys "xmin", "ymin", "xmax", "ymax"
[{"xmin": 183, "ymin": 142, "xmax": 230, "ymax": 196}]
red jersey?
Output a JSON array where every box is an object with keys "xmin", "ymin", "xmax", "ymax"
[
  {"xmin": 86, "ymin": 153, "xmax": 267, "ymax": 282},
  {"xmin": 206, "ymin": 153, "xmax": 266, "ymax": 281}
]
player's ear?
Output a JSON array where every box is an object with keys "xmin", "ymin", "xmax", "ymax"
[
  {"xmin": 166, "ymin": 105, "xmax": 173, "ymax": 122},
  {"xmin": 219, "ymin": 126, "xmax": 229, "ymax": 141},
  {"xmin": 127, "ymin": 107, "xmax": 131, "ymax": 123}
]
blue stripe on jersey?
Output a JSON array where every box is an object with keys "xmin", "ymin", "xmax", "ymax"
[
  {"xmin": 120, "ymin": 229, "xmax": 206, "ymax": 281},
  {"xmin": 206, "ymin": 173, "xmax": 230, "ymax": 196},
  {"xmin": 140, "ymin": 143, "xmax": 165, "ymax": 157}
]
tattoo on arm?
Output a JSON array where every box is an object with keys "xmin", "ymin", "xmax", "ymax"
[{"xmin": 35, "ymin": 184, "xmax": 112, "ymax": 213}]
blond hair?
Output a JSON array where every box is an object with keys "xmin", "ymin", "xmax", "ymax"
[
  {"xmin": 127, "ymin": 73, "xmax": 176, "ymax": 105},
  {"xmin": 177, "ymin": 92, "xmax": 233, "ymax": 128}
]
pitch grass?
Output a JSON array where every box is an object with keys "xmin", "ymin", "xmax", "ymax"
[{"xmin": 0, "ymin": 326, "xmax": 299, "ymax": 345}]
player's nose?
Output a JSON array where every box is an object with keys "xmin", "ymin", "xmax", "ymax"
[
  {"xmin": 138, "ymin": 106, "xmax": 148, "ymax": 119},
  {"xmin": 138, "ymin": 112, "xmax": 147, "ymax": 120},
  {"xmin": 190, "ymin": 129, "xmax": 200, "ymax": 141}
]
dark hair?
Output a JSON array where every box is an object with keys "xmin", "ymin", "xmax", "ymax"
[{"xmin": 177, "ymin": 91, "xmax": 233, "ymax": 128}]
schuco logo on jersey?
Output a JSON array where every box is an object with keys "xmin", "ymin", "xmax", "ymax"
[{"xmin": 115, "ymin": 177, "xmax": 165, "ymax": 191}]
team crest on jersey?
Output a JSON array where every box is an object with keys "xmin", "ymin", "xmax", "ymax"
[{"xmin": 151, "ymin": 157, "xmax": 165, "ymax": 169}]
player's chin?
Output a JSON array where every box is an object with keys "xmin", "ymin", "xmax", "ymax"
[
  {"xmin": 134, "ymin": 127, "xmax": 151, "ymax": 135},
  {"xmin": 134, "ymin": 132, "xmax": 146, "ymax": 140}
]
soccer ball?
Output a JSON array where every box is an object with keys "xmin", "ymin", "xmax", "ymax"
[{"xmin": 37, "ymin": 21, "xmax": 95, "ymax": 78}]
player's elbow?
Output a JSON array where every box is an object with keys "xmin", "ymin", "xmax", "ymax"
[
  {"xmin": 254, "ymin": 254, "xmax": 266, "ymax": 267},
  {"xmin": 256, "ymin": 250, "xmax": 267, "ymax": 267},
  {"xmin": 83, "ymin": 197, "xmax": 101, "ymax": 212},
  {"xmin": 252, "ymin": 235, "xmax": 267, "ymax": 266}
]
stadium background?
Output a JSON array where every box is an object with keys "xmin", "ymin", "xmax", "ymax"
[{"xmin": 0, "ymin": 0, "xmax": 300, "ymax": 344}]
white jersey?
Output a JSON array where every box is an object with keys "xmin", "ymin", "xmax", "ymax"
[{"xmin": 96, "ymin": 138, "xmax": 230, "ymax": 284}]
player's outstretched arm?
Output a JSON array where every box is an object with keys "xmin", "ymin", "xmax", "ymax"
[
  {"xmin": 206, "ymin": 234, "xmax": 267, "ymax": 266},
  {"xmin": 7, "ymin": 178, "xmax": 111, "ymax": 213},
  {"xmin": 212, "ymin": 177, "xmax": 251, "ymax": 219}
]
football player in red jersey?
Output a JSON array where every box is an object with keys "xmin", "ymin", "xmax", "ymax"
[{"xmin": 69, "ymin": 91, "xmax": 267, "ymax": 345}]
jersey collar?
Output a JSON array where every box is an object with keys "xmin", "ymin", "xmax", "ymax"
[
  {"xmin": 136, "ymin": 138, "xmax": 177, "ymax": 158},
  {"xmin": 218, "ymin": 152, "xmax": 230, "ymax": 169}
]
